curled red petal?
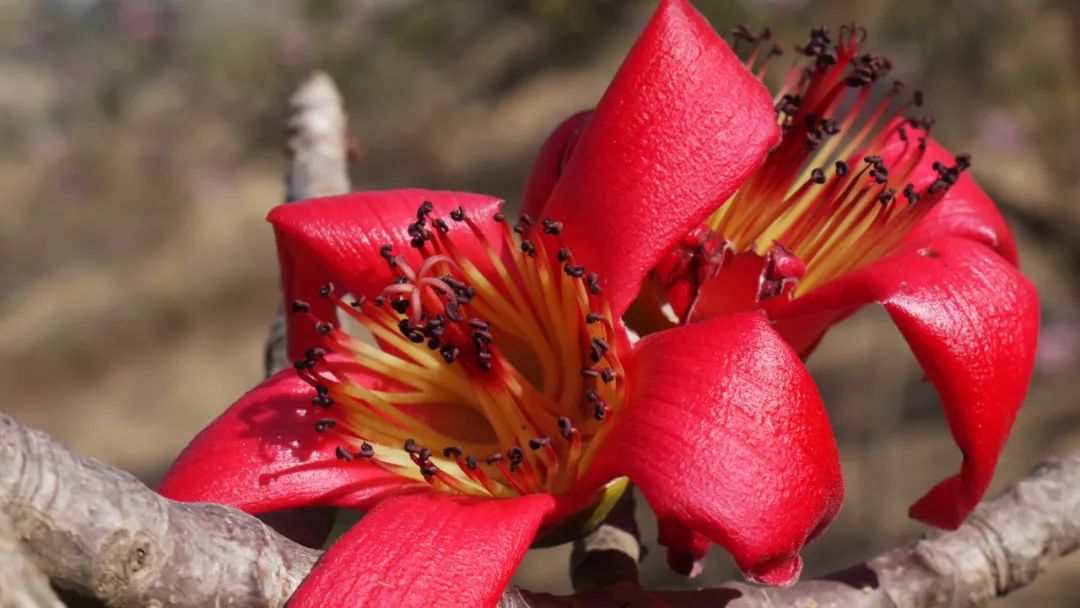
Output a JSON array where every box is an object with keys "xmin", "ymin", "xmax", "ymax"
[
  {"xmin": 521, "ymin": 109, "xmax": 592, "ymax": 221},
  {"xmin": 289, "ymin": 492, "xmax": 554, "ymax": 608},
  {"xmin": 658, "ymin": 518, "xmax": 710, "ymax": 578},
  {"xmin": 773, "ymin": 237, "xmax": 1038, "ymax": 528},
  {"xmin": 269, "ymin": 189, "xmax": 504, "ymax": 360},
  {"xmin": 157, "ymin": 366, "xmax": 416, "ymax": 514},
  {"xmin": 541, "ymin": 0, "xmax": 779, "ymax": 318},
  {"xmin": 880, "ymin": 121, "xmax": 1017, "ymax": 265},
  {"xmin": 592, "ymin": 313, "xmax": 843, "ymax": 585}
]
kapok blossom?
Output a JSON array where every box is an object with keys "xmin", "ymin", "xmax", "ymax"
[
  {"xmin": 157, "ymin": 1, "xmax": 857, "ymax": 600},
  {"xmin": 524, "ymin": 0, "xmax": 1038, "ymax": 575}
]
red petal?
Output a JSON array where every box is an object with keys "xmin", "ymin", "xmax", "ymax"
[
  {"xmin": 158, "ymin": 366, "xmax": 416, "ymax": 514},
  {"xmin": 540, "ymin": 0, "xmax": 779, "ymax": 318},
  {"xmin": 289, "ymin": 492, "xmax": 554, "ymax": 608},
  {"xmin": 269, "ymin": 189, "xmax": 504, "ymax": 359},
  {"xmin": 773, "ymin": 237, "xmax": 1038, "ymax": 528},
  {"xmin": 880, "ymin": 123, "xmax": 1017, "ymax": 265},
  {"xmin": 658, "ymin": 518, "xmax": 710, "ymax": 578},
  {"xmin": 593, "ymin": 314, "xmax": 843, "ymax": 585},
  {"xmin": 520, "ymin": 110, "xmax": 591, "ymax": 221}
]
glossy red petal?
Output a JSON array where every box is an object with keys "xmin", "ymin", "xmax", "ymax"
[
  {"xmin": 774, "ymin": 237, "xmax": 1038, "ymax": 528},
  {"xmin": 158, "ymin": 366, "xmax": 416, "ymax": 514},
  {"xmin": 593, "ymin": 314, "xmax": 843, "ymax": 585},
  {"xmin": 269, "ymin": 189, "xmax": 505, "ymax": 360},
  {"xmin": 880, "ymin": 123, "xmax": 1017, "ymax": 265},
  {"xmin": 289, "ymin": 492, "xmax": 554, "ymax": 608},
  {"xmin": 541, "ymin": 0, "xmax": 779, "ymax": 318},
  {"xmin": 521, "ymin": 110, "xmax": 592, "ymax": 221}
]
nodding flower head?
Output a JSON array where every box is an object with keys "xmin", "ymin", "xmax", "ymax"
[
  {"xmin": 290, "ymin": 201, "xmax": 628, "ymax": 498},
  {"xmin": 636, "ymin": 25, "xmax": 975, "ymax": 322}
]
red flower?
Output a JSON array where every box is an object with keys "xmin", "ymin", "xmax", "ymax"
[
  {"xmin": 158, "ymin": 2, "xmax": 844, "ymax": 605},
  {"xmin": 525, "ymin": 0, "xmax": 1038, "ymax": 571}
]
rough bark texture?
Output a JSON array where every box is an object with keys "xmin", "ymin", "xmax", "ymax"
[
  {"xmin": 0, "ymin": 508, "xmax": 64, "ymax": 608},
  {"xmin": 0, "ymin": 413, "xmax": 319, "ymax": 608},
  {"xmin": 1, "ymin": 410, "xmax": 1076, "ymax": 607}
]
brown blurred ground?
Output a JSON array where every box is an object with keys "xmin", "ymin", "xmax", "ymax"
[{"xmin": 1, "ymin": 0, "xmax": 1078, "ymax": 603}]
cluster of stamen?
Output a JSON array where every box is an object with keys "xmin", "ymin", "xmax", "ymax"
[
  {"xmin": 289, "ymin": 202, "xmax": 627, "ymax": 497},
  {"xmin": 676, "ymin": 24, "xmax": 971, "ymax": 304}
]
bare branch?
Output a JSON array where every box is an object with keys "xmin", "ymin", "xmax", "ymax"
[
  {"xmin": 1, "ymin": 411, "xmax": 1076, "ymax": 607},
  {"xmin": 0, "ymin": 508, "xmax": 64, "ymax": 608},
  {"xmin": 0, "ymin": 413, "xmax": 318, "ymax": 608}
]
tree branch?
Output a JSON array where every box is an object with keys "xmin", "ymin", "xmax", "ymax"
[{"xmin": 1, "ymin": 411, "xmax": 1076, "ymax": 607}]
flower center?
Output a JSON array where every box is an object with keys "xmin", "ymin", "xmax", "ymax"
[
  {"xmin": 661, "ymin": 25, "xmax": 970, "ymax": 317},
  {"xmin": 290, "ymin": 202, "xmax": 627, "ymax": 498}
]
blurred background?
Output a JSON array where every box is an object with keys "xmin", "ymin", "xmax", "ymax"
[{"xmin": 1, "ymin": 0, "xmax": 1077, "ymax": 604}]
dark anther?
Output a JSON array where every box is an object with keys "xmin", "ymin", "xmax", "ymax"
[
  {"xmin": 519, "ymin": 214, "xmax": 535, "ymax": 227},
  {"xmin": 557, "ymin": 416, "xmax": 572, "ymax": 439},
  {"xmin": 477, "ymin": 351, "xmax": 493, "ymax": 371},
  {"xmin": 486, "ymin": 453, "xmax": 504, "ymax": 465},
  {"xmin": 433, "ymin": 218, "xmax": 450, "ymax": 234},
  {"xmin": 584, "ymin": 388, "xmax": 600, "ymax": 402},
  {"xmin": 291, "ymin": 299, "xmax": 311, "ymax": 313},
  {"xmin": 315, "ymin": 384, "xmax": 329, "ymax": 396},
  {"xmin": 542, "ymin": 219, "xmax": 564, "ymax": 235},
  {"xmin": 421, "ymin": 463, "xmax": 438, "ymax": 478},
  {"xmin": 586, "ymin": 273, "xmax": 602, "ymax": 295},
  {"xmin": 585, "ymin": 312, "xmax": 603, "ymax": 324},
  {"xmin": 417, "ymin": 200, "xmax": 434, "ymax": 220},
  {"xmin": 319, "ymin": 283, "xmax": 334, "ymax": 297},
  {"xmin": 913, "ymin": 90, "xmax": 924, "ymax": 107},
  {"xmin": 438, "ymin": 345, "xmax": 460, "ymax": 365},
  {"xmin": 350, "ymin": 296, "xmax": 366, "ymax": 308},
  {"xmin": 903, "ymin": 183, "xmax": 920, "ymax": 203},
  {"xmin": 810, "ymin": 168, "xmax": 826, "ymax": 184},
  {"xmin": 898, "ymin": 125, "xmax": 908, "ymax": 142},
  {"xmin": 955, "ymin": 153, "xmax": 972, "ymax": 171},
  {"xmin": 890, "ymin": 80, "xmax": 905, "ymax": 95},
  {"xmin": 468, "ymin": 318, "xmax": 490, "ymax": 331},
  {"xmin": 472, "ymin": 330, "xmax": 494, "ymax": 345},
  {"xmin": 418, "ymin": 447, "xmax": 432, "ymax": 462},
  {"xmin": 529, "ymin": 437, "xmax": 551, "ymax": 450},
  {"xmin": 443, "ymin": 446, "xmax": 463, "ymax": 458},
  {"xmin": 373, "ymin": 296, "xmax": 385, "ymax": 307},
  {"xmin": 564, "ymin": 263, "xmax": 586, "ymax": 278},
  {"xmin": 380, "ymin": 244, "xmax": 394, "ymax": 261},
  {"xmin": 312, "ymin": 393, "xmax": 332, "ymax": 408},
  {"xmin": 556, "ymin": 248, "xmax": 571, "ymax": 262},
  {"xmin": 877, "ymin": 189, "xmax": 895, "ymax": 204},
  {"xmin": 445, "ymin": 300, "xmax": 464, "ymax": 322},
  {"xmin": 835, "ymin": 160, "xmax": 849, "ymax": 177},
  {"xmin": 450, "ymin": 206, "xmax": 466, "ymax": 221},
  {"xmin": 314, "ymin": 418, "xmax": 336, "ymax": 433},
  {"xmin": 864, "ymin": 155, "xmax": 883, "ymax": 165},
  {"xmin": 404, "ymin": 438, "xmax": 420, "ymax": 454},
  {"xmin": 391, "ymin": 298, "xmax": 411, "ymax": 315},
  {"xmin": 508, "ymin": 447, "xmax": 524, "ymax": 463},
  {"xmin": 589, "ymin": 337, "xmax": 610, "ymax": 363},
  {"xmin": 315, "ymin": 321, "xmax": 333, "ymax": 336},
  {"xmin": 335, "ymin": 446, "xmax": 353, "ymax": 461},
  {"xmin": 359, "ymin": 442, "xmax": 374, "ymax": 458},
  {"xmin": 601, "ymin": 368, "xmax": 615, "ymax": 383},
  {"xmin": 594, "ymin": 404, "xmax": 607, "ymax": 421},
  {"xmin": 493, "ymin": 212, "xmax": 506, "ymax": 222},
  {"xmin": 520, "ymin": 240, "xmax": 537, "ymax": 257},
  {"xmin": 305, "ymin": 347, "xmax": 326, "ymax": 361},
  {"xmin": 466, "ymin": 454, "xmax": 478, "ymax": 470}
]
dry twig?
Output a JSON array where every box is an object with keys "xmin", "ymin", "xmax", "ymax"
[{"xmin": 0, "ymin": 411, "xmax": 1076, "ymax": 607}]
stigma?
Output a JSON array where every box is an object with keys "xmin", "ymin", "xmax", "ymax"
[
  {"xmin": 290, "ymin": 201, "xmax": 627, "ymax": 498},
  {"xmin": 660, "ymin": 25, "xmax": 970, "ymax": 317}
]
